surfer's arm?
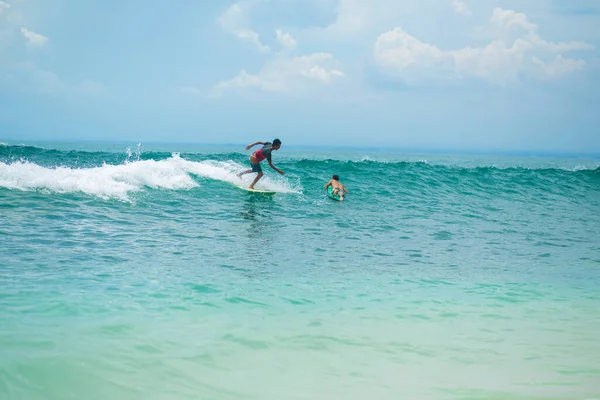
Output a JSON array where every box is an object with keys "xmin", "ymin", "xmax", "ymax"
[
  {"xmin": 268, "ymin": 161, "xmax": 284, "ymax": 175},
  {"xmin": 324, "ymin": 180, "xmax": 332, "ymax": 188},
  {"xmin": 245, "ymin": 142, "xmax": 265, "ymax": 150}
]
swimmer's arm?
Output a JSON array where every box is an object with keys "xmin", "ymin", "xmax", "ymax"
[
  {"xmin": 245, "ymin": 142, "xmax": 266, "ymax": 150},
  {"xmin": 268, "ymin": 160, "xmax": 284, "ymax": 175}
]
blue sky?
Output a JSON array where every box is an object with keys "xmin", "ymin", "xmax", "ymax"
[{"xmin": 1, "ymin": 0, "xmax": 599, "ymax": 153}]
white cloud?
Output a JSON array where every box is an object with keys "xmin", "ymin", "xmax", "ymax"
[
  {"xmin": 214, "ymin": 53, "xmax": 344, "ymax": 95},
  {"xmin": 491, "ymin": 8, "xmax": 537, "ymax": 33},
  {"xmin": 218, "ymin": 2, "xmax": 247, "ymax": 32},
  {"xmin": 532, "ymin": 55, "xmax": 587, "ymax": 79},
  {"xmin": 320, "ymin": 0, "xmax": 418, "ymax": 35},
  {"xmin": 218, "ymin": 2, "xmax": 270, "ymax": 53},
  {"xmin": 452, "ymin": 0, "xmax": 472, "ymax": 16},
  {"xmin": 373, "ymin": 7, "xmax": 594, "ymax": 85},
  {"xmin": 0, "ymin": 1, "xmax": 10, "ymax": 15},
  {"xmin": 276, "ymin": 29, "xmax": 296, "ymax": 49},
  {"xmin": 375, "ymin": 28, "xmax": 445, "ymax": 70},
  {"xmin": 235, "ymin": 29, "xmax": 270, "ymax": 53},
  {"xmin": 215, "ymin": 2, "xmax": 345, "ymax": 96},
  {"xmin": 20, "ymin": 27, "xmax": 48, "ymax": 46},
  {"xmin": 317, "ymin": 0, "xmax": 442, "ymax": 36}
]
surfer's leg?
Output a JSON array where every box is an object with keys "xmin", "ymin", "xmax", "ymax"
[
  {"xmin": 239, "ymin": 158, "xmax": 262, "ymax": 178},
  {"xmin": 248, "ymin": 172, "xmax": 263, "ymax": 189},
  {"xmin": 332, "ymin": 187, "xmax": 343, "ymax": 200},
  {"xmin": 237, "ymin": 169, "xmax": 252, "ymax": 177},
  {"xmin": 248, "ymin": 163, "xmax": 263, "ymax": 188}
]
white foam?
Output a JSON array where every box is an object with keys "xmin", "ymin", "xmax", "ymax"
[
  {"xmin": 0, "ymin": 154, "xmax": 299, "ymax": 201},
  {"xmin": 125, "ymin": 142, "xmax": 144, "ymax": 162},
  {"xmin": 182, "ymin": 158, "xmax": 299, "ymax": 194},
  {"xmin": 572, "ymin": 164, "xmax": 599, "ymax": 172}
]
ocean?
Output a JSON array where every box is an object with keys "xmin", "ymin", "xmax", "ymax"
[{"xmin": 1, "ymin": 141, "xmax": 599, "ymax": 400}]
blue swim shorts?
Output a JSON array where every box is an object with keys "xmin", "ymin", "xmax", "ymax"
[{"xmin": 251, "ymin": 162, "xmax": 262, "ymax": 173}]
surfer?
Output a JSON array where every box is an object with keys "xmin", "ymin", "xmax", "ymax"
[
  {"xmin": 237, "ymin": 139, "xmax": 284, "ymax": 189},
  {"xmin": 324, "ymin": 174, "xmax": 348, "ymax": 201}
]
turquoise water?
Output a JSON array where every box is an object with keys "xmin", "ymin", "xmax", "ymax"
[{"xmin": 1, "ymin": 141, "xmax": 600, "ymax": 400}]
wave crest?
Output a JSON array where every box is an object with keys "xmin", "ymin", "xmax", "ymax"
[{"xmin": 0, "ymin": 154, "xmax": 298, "ymax": 201}]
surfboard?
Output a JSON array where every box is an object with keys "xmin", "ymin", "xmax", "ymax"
[
  {"xmin": 238, "ymin": 186, "xmax": 276, "ymax": 194},
  {"xmin": 231, "ymin": 179, "xmax": 277, "ymax": 194},
  {"xmin": 327, "ymin": 186, "xmax": 342, "ymax": 201}
]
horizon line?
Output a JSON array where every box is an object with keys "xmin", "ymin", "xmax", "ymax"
[{"xmin": 1, "ymin": 138, "xmax": 599, "ymax": 159}]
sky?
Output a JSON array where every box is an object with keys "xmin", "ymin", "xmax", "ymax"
[{"xmin": 0, "ymin": 0, "xmax": 599, "ymax": 153}]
